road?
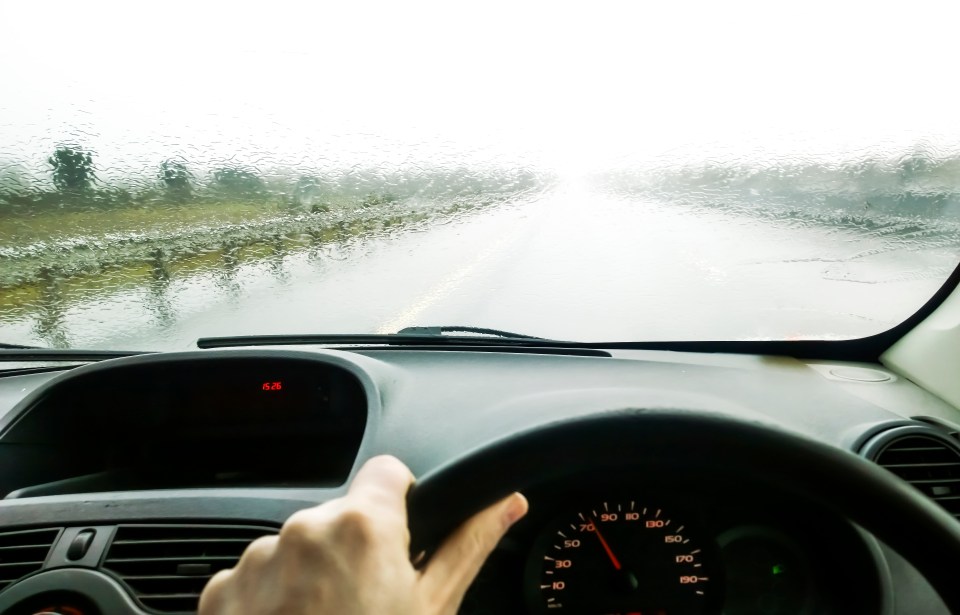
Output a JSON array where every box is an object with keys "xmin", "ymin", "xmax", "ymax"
[{"xmin": 3, "ymin": 184, "xmax": 958, "ymax": 350}]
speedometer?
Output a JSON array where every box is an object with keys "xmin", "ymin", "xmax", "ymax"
[{"xmin": 525, "ymin": 500, "xmax": 715, "ymax": 614}]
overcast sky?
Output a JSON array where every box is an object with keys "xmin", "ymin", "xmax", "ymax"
[{"xmin": 3, "ymin": 0, "xmax": 960, "ymax": 182}]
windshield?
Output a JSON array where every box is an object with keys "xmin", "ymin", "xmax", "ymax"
[{"xmin": 2, "ymin": 1, "xmax": 959, "ymax": 350}]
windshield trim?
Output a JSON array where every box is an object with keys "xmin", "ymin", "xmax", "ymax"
[{"xmin": 607, "ymin": 260, "xmax": 960, "ymax": 362}]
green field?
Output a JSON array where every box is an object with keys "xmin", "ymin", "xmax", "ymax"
[
  {"xmin": 0, "ymin": 196, "xmax": 366, "ymax": 248},
  {"xmin": 0, "ymin": 195, "xmax": 487, "ymax": 327}
]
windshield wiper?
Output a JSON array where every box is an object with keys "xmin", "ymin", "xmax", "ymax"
[
  {"xmin": 0, "ymin": 348, "xmax": 148, "ymax": 377},
  {"xmin": 395, "ymin": 325, "xmax": 548, "ymax": 340},
  {"xmin": 0, "ymin": 342, "xmax": 44, "ymax": 350},
  {"xmin": 197, "ymin": 327, "xmax": 565, "ymax": 350},
  {"xmin": 0, "ymin": 348, "xmax": 147, "ymax": 362}
]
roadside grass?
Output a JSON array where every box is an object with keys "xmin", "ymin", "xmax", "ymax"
[
  {"xmin": 1, "ymin": 201, "xmax": 271, "ymax": 246},
  {"xmin": 0, "ymin": 195, "xmax": 493, "ymax": 325},
  {"xmin": 0, "ymin": 195, "xmax": 363, "ymax": 248}
]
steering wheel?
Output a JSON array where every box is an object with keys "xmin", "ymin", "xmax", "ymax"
[{"xmin": 407, "ymin": 410, "xmax": 960, "ymax": 611}]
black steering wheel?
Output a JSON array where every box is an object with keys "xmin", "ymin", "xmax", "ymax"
[{"xmin": 407, "ymin": 410, "xmax": 960, "ymax": 612}]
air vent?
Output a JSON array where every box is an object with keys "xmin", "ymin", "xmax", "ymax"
[
  {"xmin": 102, "ymin": 524, "xmax": 277, "ymax": 614},
  {"xmin": 863, "ymin": 426, "xmax": 960, "ymax": 520},
  {"xmin": 0, "ymin": 527, "xmax": 60, "ymax": 593}
]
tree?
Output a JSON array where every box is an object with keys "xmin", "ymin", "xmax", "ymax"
[
  {"xmin": 48, "ymin": 146, "xmax": 96, "ymax": 191},
  {"xmin": 212, "ymin": 167, "xmax": 265, "ymax": 200},
  {"xmin": 291, "ymin": 175, "xmax": 326, "ymax": 210},
  {"xmin": 159, "ymin": 160, "xmax": 193, "ymax": 202},
  {"xmin": 0, "ymin": 161, "xmax": 29, "ymax": 195},
  {"xmin": 898, "ymin": 142, "xmax": 939, "ymax": 193}
]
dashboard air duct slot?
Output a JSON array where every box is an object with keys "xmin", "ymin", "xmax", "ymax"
[
  {"xmin": 0, "ymin": 527, "xmax": 60, "ymax": 592},
  {"xmin": 863, "ymin": 425, "xmax": 960, "ymax": 520},
  {"xmin": 102, "ymin": 524, "xmax": 277, "ymax": 614}
]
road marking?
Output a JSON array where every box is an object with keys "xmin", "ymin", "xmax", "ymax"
[{"xmin": 375, "ymin": 214, "xmax": 526, "ymax": 334}]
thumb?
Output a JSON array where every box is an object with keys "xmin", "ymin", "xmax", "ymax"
[{"xmin": 418, "ymin": 492, "xmax": 528, "ymax": 613}]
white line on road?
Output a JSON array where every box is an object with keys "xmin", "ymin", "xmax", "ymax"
[{"xmin": 376, "ymin": 219, "xmax": 527, "ymax": 334}]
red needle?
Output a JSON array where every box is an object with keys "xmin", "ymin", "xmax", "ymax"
[{"xmin": 590, "ymin": 518, "xmax": 622, "ymax": 570}]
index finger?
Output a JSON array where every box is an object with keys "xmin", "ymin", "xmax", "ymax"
[{"xmin": 348, "ymin": 455, "xmax": 416, "ymax": 517}]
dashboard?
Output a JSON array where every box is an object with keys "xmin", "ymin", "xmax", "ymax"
[{"xmin": 0, "ymin": 346, "xmax": 957, "ymax": 615}]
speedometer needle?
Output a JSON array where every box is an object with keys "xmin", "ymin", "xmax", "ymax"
[{"xmin": 590, "ymin": 518, "xmax": 622, "ymax": 570}]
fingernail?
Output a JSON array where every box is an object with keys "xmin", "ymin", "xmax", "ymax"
[
  {"xmin": 411, "ymin": 549, "xmax": 427, "ymax": 567},
  {"xmin": 502, "ymin": 492, "xmax": 529, "ymax": 528}
]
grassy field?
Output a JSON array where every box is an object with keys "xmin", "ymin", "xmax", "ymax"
[
  {"xmin": 0, "ymin": 195, "xmax": 486, "ymax": 327},
  {"xmin": 0, "ymin": 195, "xmax": 366, "ymax": 248}
]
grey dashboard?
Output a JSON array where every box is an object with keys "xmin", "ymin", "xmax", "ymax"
[{"xmin": 0, "ymin": 347, "xmax": 957, "ymax": 614}]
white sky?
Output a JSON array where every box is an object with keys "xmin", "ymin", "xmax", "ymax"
[{"xmin": 3, "ymin": 0, "xmax": 960, "ymax": 181}]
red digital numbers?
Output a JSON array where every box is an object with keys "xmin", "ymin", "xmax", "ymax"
[{"xmin": 261, "ymin": 381, "xmax": 283, "ymax": 391}]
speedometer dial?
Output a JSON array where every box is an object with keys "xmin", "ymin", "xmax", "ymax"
[{"xmin": 526, "ymin": 501, "xmax": 713, "ymax": 614}]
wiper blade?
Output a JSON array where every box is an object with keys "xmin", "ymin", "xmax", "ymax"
[
  {"xmin": 0, "ymin": 342, "xmax": 44, "ymax": 350},
  {"xmin": 0, "ymin": 348, "xmax": 147, "ymax": 362},
  {"xmin": 395, "ymin": 325, "xmax": 547, "ymax": 340},
  {"xmin": 197, "ymin": 329, "xmax": 567, "ymax": 350}
]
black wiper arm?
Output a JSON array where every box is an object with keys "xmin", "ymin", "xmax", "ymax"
[
  {"xmin": 197, "ymin": 329, "xmax": 567, "ymax": 350},
  {"xmin": 0, "ymin": 348, "xmax": 147, "ymax": 361},
  {"xmin": 0, "ymin": 341, "xmax": 44, "ymax": 350},
  {"xmin": 395, "ymin": 325, "xmax": 547, "ymax": 340}
]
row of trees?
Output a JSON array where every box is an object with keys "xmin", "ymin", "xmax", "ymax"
[
  {"xmin": 594, "ymin": 146, "xmax": 960, "ymax": 220},
  {"xmin": 43, "ymin": 146, "xmax": 266, "ymax": 203},
  {"xmin": 600, "ymin": 143, "xmax": 960, "ymax": 199},
  {"xmin": 0, "ymin": 145, "xmax": 547, "ymax": 214}
]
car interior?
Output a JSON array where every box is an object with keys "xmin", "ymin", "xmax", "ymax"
[
  {"xmin": 4, "ymin": 3, "xmax": 960, "ymax": 613},
  {"xmin": 0, "ymin": 262, "xmax": 959, "ymax": 615}
]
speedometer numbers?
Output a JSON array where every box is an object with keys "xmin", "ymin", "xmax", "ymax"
[{"xmin": 529, "ymin": 501, "xmax": 712, "ymax": 615}]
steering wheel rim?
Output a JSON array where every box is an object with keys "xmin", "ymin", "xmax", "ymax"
[{"xmin": 407, "ymin": 409, "xmax": 960, "ymax": 611}]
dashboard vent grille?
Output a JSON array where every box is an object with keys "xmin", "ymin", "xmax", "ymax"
[
  {"xmin": 0, "ymin": 527, "xmax": 60, "ymax": 592},
  {"xmin": 102, "ymin": 524, "xmax": 277, "ymax": 614},
  {"xmin": 872, "ymin": 433, "xmax": 960, "ymax": 519}
]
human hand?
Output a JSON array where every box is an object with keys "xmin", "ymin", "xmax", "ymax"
[{"xmin": 198, "ymin": 455, "xmax": 528, "ymax": 615}]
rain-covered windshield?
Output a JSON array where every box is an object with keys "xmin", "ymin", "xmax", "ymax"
[{"xmin": 2, "ymin": 1, "xmax": 959, "ymax": 350}]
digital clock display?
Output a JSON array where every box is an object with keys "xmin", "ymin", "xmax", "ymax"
[{"xmin": 180, "ymin": 367, "xmax": 323, "ymax": 426}]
